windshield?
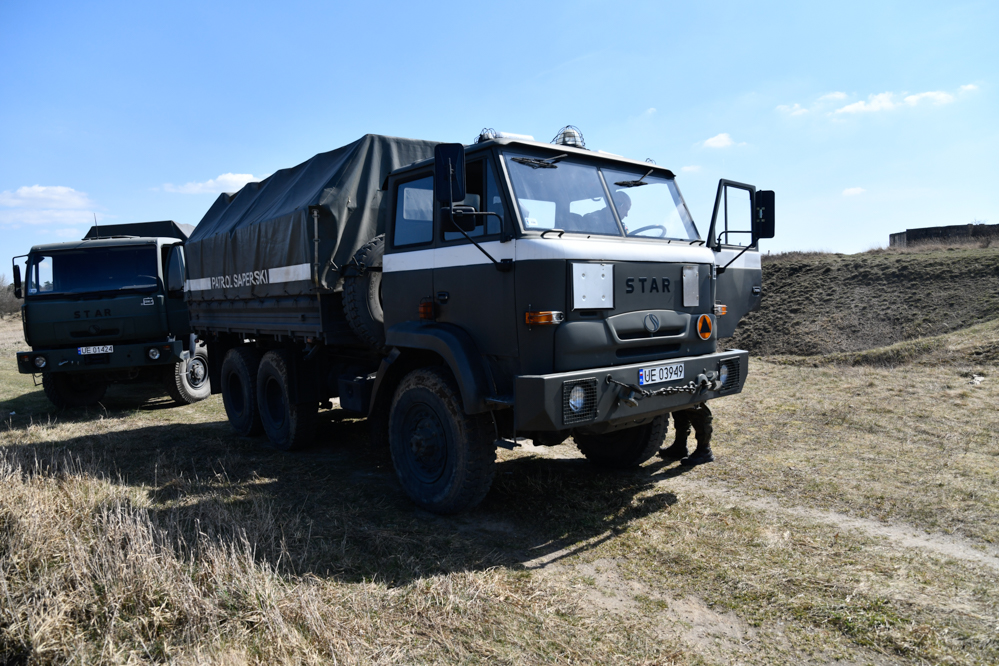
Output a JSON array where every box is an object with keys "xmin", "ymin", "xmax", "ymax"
[
  {"xmin": 26, "ymin": 246, "xmax": 159, "ymax": 296},
  {"xmin": 504, "ymin": 153, "xmax": 699, "ymax": 241}
]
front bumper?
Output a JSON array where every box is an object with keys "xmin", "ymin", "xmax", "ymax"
[
  {"xmin": 17, "ymin": 340, "xmax": 185, "ymax": 374},
  {"xmin": 514, "ymin": 349, "xmax": 749, "ymax": 431}
]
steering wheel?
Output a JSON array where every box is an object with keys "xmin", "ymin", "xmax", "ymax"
[{"xmin": 627, "ymin": 225, "xmax": 668, "ymax": 238}]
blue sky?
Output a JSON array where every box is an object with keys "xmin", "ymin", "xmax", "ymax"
[{"xmin": 1, "ymin": 0, "xmax": 996, "ymax": 267}]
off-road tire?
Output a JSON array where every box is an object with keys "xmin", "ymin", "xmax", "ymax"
[
  {"xmin": 164, "ymin": 345, "xmax": 211, "ymax": 405},
  {"xmin": 342, "ymin": 234, "xmax": 386, "ymax": 350},
  {"xmin": 389, "ymin": 366, "xmax": 496, "ymax": 514},
  {"xmin": 574, "ymin": 415, "xmax": 669, "ymax": 469},
  {"xmin": 221, "ymin": 347, "xmax": 263, "ymax": 436},
  {"xmin": 42, "ymin": 373, "xmax": 108, "ymax": 409},
  {"xmin": 256, "ymin": 349, "xmax": 317, "ymax": 451}
]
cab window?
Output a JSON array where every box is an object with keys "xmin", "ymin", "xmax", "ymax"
[
  {"xmin": 393, "ymin": 176, "xmax": 434, "ymax": 247},
  {"xmin": 443, "ymin": 159, "xmax": 505, "ymax": 242}
]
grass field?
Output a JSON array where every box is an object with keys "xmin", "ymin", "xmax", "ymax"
[{"xmin": 2, "ymin": 300, "xmax": 998, "ymax": 663}]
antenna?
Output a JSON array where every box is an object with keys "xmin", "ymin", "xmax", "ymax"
[{"xmin": 93, "ymin": 212, "xmax": 99, "ymax": 239}]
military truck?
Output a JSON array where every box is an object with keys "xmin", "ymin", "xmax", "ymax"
[
  {"xmin": 185, "ymin": 131, "xmax": 774, "ymax": 514},
  {"xmin": 12, "ymin": 221, "xmax": 210, "ymax": 408}
]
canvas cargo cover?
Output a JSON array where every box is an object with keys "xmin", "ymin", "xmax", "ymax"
[
  {"xmin": 84, "ymin": 220, "xmax": 193, "ymax": 241},
  {"xmin": 185, "ymin": 134, "xmax": 438, "ymax": 301}
]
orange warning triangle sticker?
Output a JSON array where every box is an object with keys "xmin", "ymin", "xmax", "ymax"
[{"xmin": 697, "ymin": 314, "xmax": 713, "ymax": 340}]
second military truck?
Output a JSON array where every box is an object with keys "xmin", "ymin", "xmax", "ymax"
[
  {"xmin": 13, "ymin": 221, "xmax": 211, "ymax": 408},
  {"xmin": 185, "ymin": 131, "xmax": 774, "ymax": 514}
]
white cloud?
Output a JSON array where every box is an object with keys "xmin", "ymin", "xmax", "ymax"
[
  {"xmin": 776, "ymin": 103, "xmax": 808, "ymax": 116},
  {"xmin": 842, "ymin": 187, "xmax": 865, "ymax": 196},
  {"xmin": 818, "ymin": 91, "xmax": 848, "ymax": 101},
  {"xmin": 644, "ymin": 107, "xmax": 656, "ymax": 115},
  {"xmin": 703, "ymin": 133, "xmax": 734, "ymax": 148},
  {"xmin": 0, "ymin": 185, "xmax": 95, "ymax": 210},
  {"xmin": 960, "ymin": 84, "xmax": 979, "ymax": 92},
  {"xmin": 0, "ymin": 185, "xmax": 100, "ymax": 229},
  {"xmin": 903, "ymin": 91, "xmax": 953, "ymax": 105},
  {"xmin": 163, "ymin": 173, "xmax": 267, "ymax": 194},
  {"xmin": 835, "ymin": 92, "xmax": 897, "ymax": 114},
  {"xmin": 681, "ymin": 165, "xmax": 700, "ymax": 172}
]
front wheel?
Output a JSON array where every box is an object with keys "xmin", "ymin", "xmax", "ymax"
[
  {"xmin": 165, "ymin": 346, "xmax": 211, "ymax": 405},
  {"xmin": 389, "ymin": 367, "xmax": 495, "ymax": 514},
  {"xmin": 573, "ymin": 415, "xmax": 668, "ymax": 469},
  {"xmin": 42, "ymin": 372, "xmax": 108, "ymax": 409}
]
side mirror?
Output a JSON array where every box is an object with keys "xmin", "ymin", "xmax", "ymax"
[
  {"xmin": 753, "ymin": 190, "xmax": 775, "ymax": 242},
  {"xmin": 441, "ymin": 205, "xmax": 478, "ymax": 233},
  {"xmin": 434, "ymin": 143, "xmax": 466, "ymax": 204},
  {"xmin": 12, "ymin": 264, "xmax": 22, "ymax": 299}
]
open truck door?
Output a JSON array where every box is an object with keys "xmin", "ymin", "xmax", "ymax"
[{"xmin": 707, "ymin": 180, "xmax": 775, "ymax": 339}]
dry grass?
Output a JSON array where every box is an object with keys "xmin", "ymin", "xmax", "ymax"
[{"xmin": 2, "ymin": 316, "xmax": 999, "ymax": 663}]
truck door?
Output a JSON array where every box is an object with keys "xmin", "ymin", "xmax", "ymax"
[
  {"xmin": 164, "ymin": 244, "xmax": 192, "ymax": 337},
  {"xmin": 382, "ymin": 173, "xmax": 436, "ymax": 332},
  {"xmin": 707, "ymin": 180, "xmax": 775, "ymax": 339},
  {"xmin": 432, "ymin": 155, "xmax": 517, "ymax": 356}
]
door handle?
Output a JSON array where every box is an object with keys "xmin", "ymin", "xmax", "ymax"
[{"xmin": 436, "ymin": 291, "xmax": 450, "ymax": 304}]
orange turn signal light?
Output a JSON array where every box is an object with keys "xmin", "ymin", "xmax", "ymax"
[
  {"xmin": 525, "ymin": 310, "xmax": 565, "ymax": 325},
  {"xmin": 419, "ymin": 300, "xmax": 436, "ymax": 320},
  {"xmin": 713, "ymin": 304, "xmax": 728, "ymax": 316}
]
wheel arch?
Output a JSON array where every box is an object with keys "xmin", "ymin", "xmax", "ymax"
[{"xmin": 372, "ymin": 321, "xmax": 495, "ymax": 417}]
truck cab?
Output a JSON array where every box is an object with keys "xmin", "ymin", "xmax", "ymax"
[
  {"xmin": 12, "ymin": 221, "xmax": 210, "ymax": 408},
  {"xmin": 379, "ymin": 135, "xmax": 773, "ymax": 448}
]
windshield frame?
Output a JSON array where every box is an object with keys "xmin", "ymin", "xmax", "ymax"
[
  {"xmin": 24, "ymin": 244, "xmax": 162, "ymax": 299},
  {"xmin": 499, "ymin": 147, "xmax": 700, "ymax": 242}
]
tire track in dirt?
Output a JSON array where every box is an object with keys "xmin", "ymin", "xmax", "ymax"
[{"xmin": 664, "ymin": 473, "xmax": 999, "ymax": 571}]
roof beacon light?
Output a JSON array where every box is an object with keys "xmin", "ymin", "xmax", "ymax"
[{"xmin": 552, "ymin": 125, "xmax": 586, "ymax": 149}]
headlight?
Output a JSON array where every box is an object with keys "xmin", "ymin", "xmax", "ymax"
[
  {"xmin": 718, "ymin": 363, "xmax": 729, "ymax": 387},
  {"xmin": 147, "ymin": 348, "xmax": 161, "ymax": 360},
  {"xmin": 568, "ymin": 385, "xmax": 586, "ymax": 413},
  {"xmin": 33, "ymin": 355, "xmax": 46, "ymax": 369}
]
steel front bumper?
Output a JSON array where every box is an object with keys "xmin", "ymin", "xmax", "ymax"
[
  {"xmin": 16, "ymin": 340, "xmax": 185, "ymax": 374},
  {"xmin": 514, "ymin": 349, "xmax": 749, "ymax": 432}
]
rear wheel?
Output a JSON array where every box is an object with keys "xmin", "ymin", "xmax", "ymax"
[
  {"xmin": 164, "ymin": 346, "xmax": 211, "ymax": 405},
  {"xmin": 221, "ymin": 347, "xmax": 263, "ymax": 436},
  {"xmin": 574, "ymin": 415, "xmax": 668, "ymax": 469},
  {"xmin": 42, "ymin": 372, "xmax": 108, "ymax": 409},
  {"xmin": 256, "ymin": 350, "xmax": 317, "ymax": 451},
  {"xmin": 389, "ymin": 367, "xmax": 495, "ymax": 514}
]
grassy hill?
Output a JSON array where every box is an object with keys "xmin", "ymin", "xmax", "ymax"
[{"xmin": 729, "ymin": 246, "xmax": 999, "ymax": 356}]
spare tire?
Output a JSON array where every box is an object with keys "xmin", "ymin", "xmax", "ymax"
[{"xmin": 342, "ymin": 234, "xmax": 386, "ymax": 350}]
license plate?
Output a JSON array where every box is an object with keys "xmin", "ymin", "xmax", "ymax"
[
  {"xmin": 78, "ymin": 345, "xmax": 113, "ymax": 355},
  {"xmin": 638, "ymin": 362, "xmax": 684, "ymax": 386}
]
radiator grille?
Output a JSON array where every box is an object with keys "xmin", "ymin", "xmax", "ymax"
[{"xmin": 562, "ymin": 378, "xmax": 598, "ymax": 425}]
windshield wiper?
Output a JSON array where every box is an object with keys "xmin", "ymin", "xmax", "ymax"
[
  {"xmin": 614, "ymin": 169, "xmax": 654, "ymax": 188},
  {"xmin": 117, "ymin": 284, "xmax": 157, "ymax": 290},
  {"xmin": 511, "ymin": 154, "xmax": 567, "ymax": 169}
]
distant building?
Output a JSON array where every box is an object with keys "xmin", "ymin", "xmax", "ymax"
[{"xmin": 889, "ymin": 223, "xmax": 999, "ymax": 247}]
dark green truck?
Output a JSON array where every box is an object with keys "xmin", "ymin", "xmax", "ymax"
[{"xmin": 12, "ymin": 221, "xmax": 210, "ymax": 408}]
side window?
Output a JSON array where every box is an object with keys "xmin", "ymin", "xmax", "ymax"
[
  {"xmin": 393, "ymin": 176, "xmax": 434, "ymax": 247},
  {"xmin": 715, "ymin": 186, "xmax": 753, "ymax": 247},
  {"xmin": 443, "ymin": 159, "xmax": 505, "ymax": 241}
]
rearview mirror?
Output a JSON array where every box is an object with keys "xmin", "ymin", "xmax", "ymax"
[
  {"xmin": 441, "ymin": 205, "xmax": 478, "ymax": 233},
  {"xmin": 434, "ymin": 143, "xmax": 466, "ymax": 204},
  {"xmin": 753, "ymin": 190, "xmax": 775, "ymax": 242},
  {"xmin": 12, "ymin": 264, "xmax": 22, "ymax": 299}
]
